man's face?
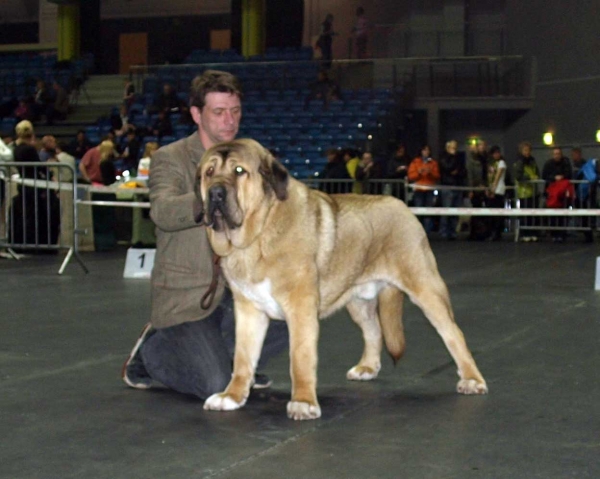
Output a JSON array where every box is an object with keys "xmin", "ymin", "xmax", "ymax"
[
  {"xmin": 396, "ymin": 146, "xmax": 405, "ymax": 157},
  {"xmin": 553, "ymin": 149, "xmax": 562, "ymax": 161},
  {"xmin": 571, "ymin": 150, "xmax": 583, "ymax": 165},
  {"xmin": 192, "ymin": 92, "xmax": 241, "ymax": 148}
]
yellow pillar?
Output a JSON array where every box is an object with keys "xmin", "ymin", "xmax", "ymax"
[
  {"xmin": 242, "ymin": 0, "xmax": 265, "ymax": 58},
  {"xmin": 57, "ymin": 3, "xmax": 80, "ymax": 61}
]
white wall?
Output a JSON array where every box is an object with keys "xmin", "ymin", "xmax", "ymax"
[{"xmin": 100, "ymin": 0, "xmax": 230, "ymax": 19}]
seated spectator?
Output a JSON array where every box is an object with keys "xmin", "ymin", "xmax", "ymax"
[
  {"xmin": 46, "ymin": 81, "xmax": 69, "ymax": 125},
  {"xmin": 39, "ymin": 135, "xmax": 57, "ymax": 163},
  {"xmin": 514, "ymin": 141, "xmax": 541, "ymax": 242},
  {"xmin": 154, "ymin": 83, "xmax": 182, "ymax": 115},
  {"xmin": 32, "ymin": 79, "xmax": 51, "ymax": 121},
  {"xmin": 52, "ymin": 142, "xmax": 76, "ymax": 182},
  {"xmin": 14, "ymin": 99, "xmax": 33, "ymax": 122},
  {"xmin": 68, "ymin": 130, "xmax": 93, "ymax": 159},
  {"xmin": 542, "ymin": 147, "xmax": 573, "ymax": 242},
  {"xmin": 355, "ymin": 151, "xmax": 384, "ymax": 194},
  {"xmin": 111, "ymin": 104, "xmax": 133, "ymax": 138},
  {"xmin": 439, "ymin": 140, "xmax": 467, "ymax": 240},
  {"xmin": 408, "ymin": 145, "xmax": 440, "ymax": 234},
  {"xmin": 150, "ymin": 110, "xmax": 173, "ymax": 138},
  {"xmin": 305, "ymin": 70, "xmax": 342, "ymax": 109},
  {"xmin": 119, "ymin": 128, "xmax": 141, "ymax": 174},
  {"xmin": 320, "ymin": 148, "xmax": 351, "ymax": 193},
  {"xmin": 137, "ymin": 142, "xmax": 159, "ymax": 179},
  {"xmin": 486, "ymin": 146, "xmax": 508, "ymax": 241}
]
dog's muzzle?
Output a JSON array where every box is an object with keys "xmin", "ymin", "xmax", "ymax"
[{"xmin": 207, "ymin": 184, "xmax": 235, "ymax": 231}]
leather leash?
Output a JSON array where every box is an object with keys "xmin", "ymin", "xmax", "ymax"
[{"xmin": 200, "ymin": 251, "xmax": 221, "ymax": 310}]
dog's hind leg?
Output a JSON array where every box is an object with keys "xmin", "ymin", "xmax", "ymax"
[
  {"xmin": 346, "ymin": 298, "xmax": 382, "ymax": 381},
  {"xmin": 406, "ymin": 277, "xmax": 488, "ymax": 395},
  {"xmin": 377, "ymin": 285, "xmax": 406, "ymax": 364}
]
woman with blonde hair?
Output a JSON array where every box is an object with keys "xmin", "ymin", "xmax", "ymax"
[
  {"xmin": 137, "ymin": 141, "xmax": 159, "ymax": 179},
  {"xmin": 98, "ymin": 140, "xmax": 117, "ymax": 186}
]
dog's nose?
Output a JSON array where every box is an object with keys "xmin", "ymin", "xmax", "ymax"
[{"xmin": 209, "ymin": 184, "xmax": 227, "ymax": 204}]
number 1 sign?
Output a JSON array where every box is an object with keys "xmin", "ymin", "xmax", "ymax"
[{"xmin": 123, "ymin": 248, "xmax": 156, "ymax": 279}]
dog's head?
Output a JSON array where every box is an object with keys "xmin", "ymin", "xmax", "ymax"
[{"xmin": 195, "ymin": 138, "xmax": 289, "ymax": 255}]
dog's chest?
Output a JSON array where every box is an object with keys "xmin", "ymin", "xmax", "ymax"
[{"xmin": 228, "ymin": 277, "xmax": 285, "ymax": 320}]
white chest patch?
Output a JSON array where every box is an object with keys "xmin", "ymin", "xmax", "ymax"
[
  {"xmin": 353, "ymin": 282, "xmax": 384, "ymax": 301},
  {"xmin": 230, "ymin": 278, "xmax": 285, "ymax": 320}
]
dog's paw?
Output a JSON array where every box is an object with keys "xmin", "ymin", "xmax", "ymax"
[
  {"xmin": 203, "ymin": 393, "xmax": 246, "ymax": 411},
  {"xmin": 346, "ymin": 365, "xmax": 380, "ymax": 381},
  {"xmin": 457, "ymin": 379, "xmax": 488, "ymax": 395},
  {"xmin": 287, "ymin": 401, "xmax": 321, "ymax": 420}
]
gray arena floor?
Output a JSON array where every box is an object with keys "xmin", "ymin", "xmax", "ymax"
[{"xmin": 1, "ymin": 240, "xmax": 599, "ymax": 479}]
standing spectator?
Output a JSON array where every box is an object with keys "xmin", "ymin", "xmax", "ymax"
[
  {"xmin": 486, "ymin": 146, "xmax": 508, "ymax": 241},
  {"xmin": 355, "ymin": 151, "xmax": 384, "ymax": 194},
  {"xmin": 385, "ymin": 143, "xmax": 411, "ymax": 199},
  {"xmin": 343, "ymin": 148, "xmax": 362, "ymax": 193},
  {"xmin": 514, "ymin": 141, "xmax": 541, "ymax": 242},
  {"xmin": 46, "ymin": 81, "xmax": 69, "ymax": 125},
  {"xmin": 351, "ymin": 7, "xmax": 369, "ymax": 59},
  {"xmin": 316, "ymin": 14, "xmax": 336, "ymax": 68},
  {"xmin": 98, "ymin": 140, "xmax": 118, "ymax": 186},
  {"xmin": 571, "ymin": 147, "xmax": 599, "ymax": 242},
  {"xmin": 68, "ymin": 130, "xmax": 92, "ymax": 159},
  {"xmin": 38, "ymin": 135, "xmax": 57, "ymax": 163},
  {"xmin": 320, "ymin": 148, "xmax": 350, "ymax": 193},
  {"xmin": 32, "ymin": 80, "xmax": 51, "ymax": 121},
  {"xmin": 438, "ymin": 140, "xmax": 467, "ymax": 240},
  {"xmin": 121, "ymin": 69, "xmax": 288, "ymax": 399},
  {"xmin": 466, "ymin": 140, "xmax": 489, "ymax": 240},
  {"xmin": 542, "ymin": 147, "xmax": 573, "ymax": 242},
  {"xmin": 52, "ymin": 141, "xmax": 76, "ymax": 182},
  {"xmin": 120, "ymin": 128, "xmax": 141, "ymax": 173},
  {"xmin": 408, "ymin": 145, "xmax": 440, "ymax": 234},
  {"xmin": 123, "ymin": 79, "xmax": 135, "ymax": 108},
  {"xmin": 0, "ymin": 136, "xmax": 14, "ymax": 239},
  {"xmin": 137, "ymin": 142, "xmax": 159, "ymax": 179},
  {"xmin": 79, "ymin": 142, "xmax": 103, "ymax": 184}
]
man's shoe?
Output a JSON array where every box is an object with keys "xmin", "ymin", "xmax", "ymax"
[
  {"xmin": 121, "ymin": 323, "xmax": 155, "ymax": 390},
  {"xmin": 252, "ymin": 373, "xmax": 273, "ymax": 390}
]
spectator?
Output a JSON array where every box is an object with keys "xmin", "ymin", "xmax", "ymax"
[
  {"xmin": 355, "ymin": 151, "xmax": 384, "ymax": 194},
  {"xmin": 154, "ymin": 83, "xmax": 182, "ymax": 115},
  {"xmin": 542, "ymin": 147, "xmax": 573, "ymax": 242},
  {"xmin": 408, "ymin": 145, "xmax": 440, "ymax": 234},
  {"xmin": 51, "ymin": 141, "xmax": 76, "ymax": 182},
  {"xmin": 0, "ymin": 136, "xmax": 14, "ymax": 235},
  {"xmin": 46, "ymin": 81, "xmax": 69, "ymax": 125},
  {"xmin": 514, "ymin": 141, "xmax": 541, "ymax": 242},
  {"xmin": 151, "ymin": 110, "xmax": 173, "ymax": 138},
  {"xmin": 98, "ymin": 140, "xmax": 118, "ymax": 186},
  {"xmin": 123, "ymin": 79, "xmax": 135, "ymax": 108},
  {"xmin": 14, "ymin": 99, "xmax": 33, "ymax": 122},
  {"xmin": 111, "ymin": 104, "xmax": 133, "ymax": 138},
  {"xmin": 343, "ymin": 148, "xmax": 362, "ymax": 193},
  {"xmin": 466, "ymin": 140, "xmax": 489, "ymax": 240},
  {"xmin": 121, "ymin": 69, "xmax": 288, "ymax": 399},
  {"xmin": 38, "ymin": 135, "xmax": 57, "ymax": 163},
  {"xmin": 137, "ymin": 142, "xmax": 159, "ymax": 179},
  {"xmin": 316, "ymin": 14, "xmax": 336, "ymax": 68},
  {"xmin": 320, "ymin": 148, "xmax": 351, "ymax": 194},
  {"xmin": 571, "ymin": 147, "xmax": 599, "ymax": 242},
  {"xmin": 438, "ymin": 140, "xmax": 467, "ymax": 240},
  {"xmin": 351, "ymin": 7, "xmax": 369, "ymax": 59},
  {"xmin": 32, "ymin": 80, "xmax": 51, "ymax": 121},
  {"xmin": 68, "ymin": 130, "xmax": 92, "ymax": 159},
  {"xmin": 305, "ymin": 70, "xmax": 342, "ymax": 110},
  {"xmin": 486, "ymin": 146, "xmax": 508, "ymax": 241},
  {"xmin": 119, "ymin": 128, "xmax": 141, "ymax": 174},
  {"xmin": 79, "ymin": 142, "xmax": 104, "ymax": 184},
  {"xmin": 385, "ymin": 143, "xmax": 411, "ymax": 199}
]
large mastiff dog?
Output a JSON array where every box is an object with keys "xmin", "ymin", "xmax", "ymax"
[{"xmin": 196, "ymin": 139, "xmax": 487, "ymax": 420}]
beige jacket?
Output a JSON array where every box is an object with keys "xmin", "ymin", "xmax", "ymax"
[{"xmin": 149, "ymin": 133, "xmax": 225, "ymax": 328}]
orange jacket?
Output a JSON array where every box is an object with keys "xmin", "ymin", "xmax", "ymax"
[{"xmin": 408, "ymin": 156, "xmax": 440, "ymax": 190}]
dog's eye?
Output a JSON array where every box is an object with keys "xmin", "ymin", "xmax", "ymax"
[
  {"xmin": 205, "ymin": 166, "xmax": 214, "ymax": 177},
  {"xmin": 234, "ymin": 166, "xmax": 246, "ymax": 176}
]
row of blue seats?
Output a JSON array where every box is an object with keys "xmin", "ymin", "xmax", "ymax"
[{"xmin": 185, "ymin": 47, "xmax": 314, "ymax": 64}]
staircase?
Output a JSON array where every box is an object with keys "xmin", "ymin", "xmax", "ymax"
[{"xmin": 36, "ymin": 75, "xmax": 126, "ymax": 140}]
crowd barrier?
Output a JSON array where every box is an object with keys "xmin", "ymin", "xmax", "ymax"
[
  {"xmin": 1, "ymin": 169, "xmax": 599, "ymax": 275},
  {"xmin": 0, "ymin": 161, "xmax": 88, "ymax": 274}
]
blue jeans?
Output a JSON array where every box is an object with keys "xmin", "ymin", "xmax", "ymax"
[
  {"xmin": 440, "ymin": 190, "xmax": 462, "ymax": 238},
  {"xmin": 412, "ymin": 190, "xmax": 435, "ymax": 233},
  {"xmin": 141, "ymin": 289, "xmax": 289, "ymax": 399}
]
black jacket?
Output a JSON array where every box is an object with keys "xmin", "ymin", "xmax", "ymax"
[
  {"xmin": 439, "ymin": 151, "xmax": 467, "ymax": 186},
  {"xmin": 542, "ymin": 157, "xmax": 572, "ymax": 186}
]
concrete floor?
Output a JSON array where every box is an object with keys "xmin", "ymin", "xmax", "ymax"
[{"xmin": 1, "ymin": 240, "xmax": 599, "ymax": 479}]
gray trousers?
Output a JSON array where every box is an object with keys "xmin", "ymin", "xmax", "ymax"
[{"xmin": 141, "ymin": 289, "xmax": 289, "ymax": 399}]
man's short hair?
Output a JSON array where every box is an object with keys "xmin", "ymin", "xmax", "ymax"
[
  {"xmin": 571, "ymin": 146, "xmax": 582, "ymax": 154},
  {"xmin": 190, "ymin": 70, "xmax": 243, "ymax": 110}
]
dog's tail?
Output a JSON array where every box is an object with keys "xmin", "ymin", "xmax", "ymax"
[{"xmin": 377, "ymin": 286, "xmax": 406, "ymax": 365}]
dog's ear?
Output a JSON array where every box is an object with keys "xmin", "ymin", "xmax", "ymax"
[{"xmin": 259, "ymin": 152, "xmax": 289, "ymax": 201}]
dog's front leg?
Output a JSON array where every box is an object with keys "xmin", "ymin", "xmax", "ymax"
[
  {"xmin": 284, "ymin": 290, "xmax": 321, "ymax": 420},
  {"xmin": 203, "ymin": 294, "xmax": 269, "ymax": 412}
]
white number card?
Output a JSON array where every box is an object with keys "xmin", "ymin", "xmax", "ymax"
[{"xmin": 123, "ymin": 248, "xmax": 156, "ymax": 279}]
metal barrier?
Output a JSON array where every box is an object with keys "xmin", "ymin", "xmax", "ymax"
[
  {"xmin": 513, "ymin": 179, "xmax": 597, "ymax": 241},
  {"xmin": 0, "ymin": 161, "xmax": 88, "ymax": 274}
]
